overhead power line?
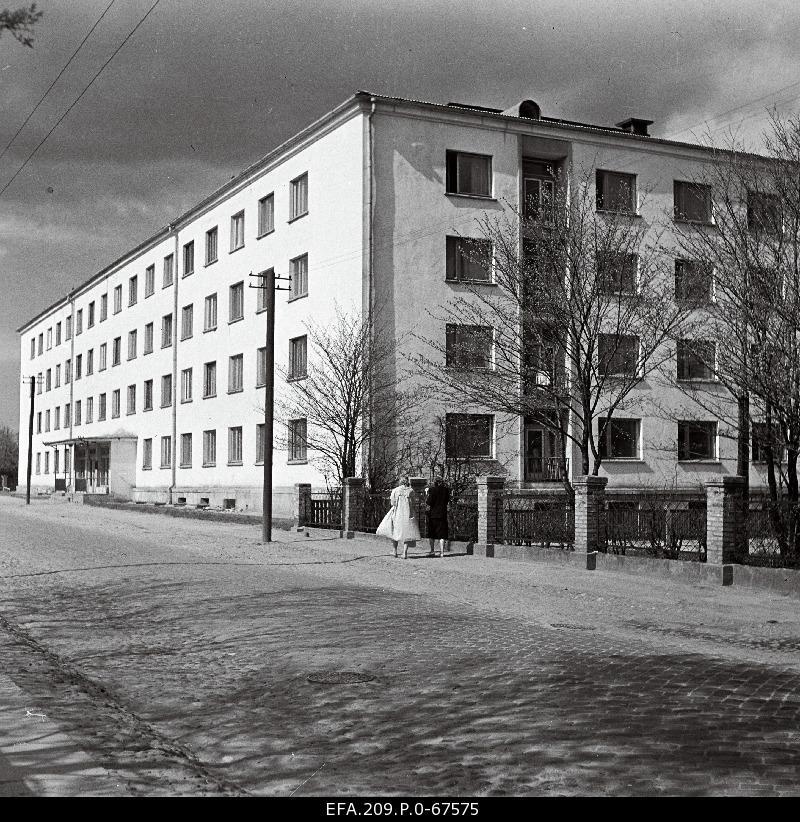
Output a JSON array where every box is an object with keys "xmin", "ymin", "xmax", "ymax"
[
  {"xmin": 0, "ymin": 0, "xmax": 118, "ymax": 165},
  {"xmin": 0, "ymin": 0, "xmax": 162, "ymax": 200}
]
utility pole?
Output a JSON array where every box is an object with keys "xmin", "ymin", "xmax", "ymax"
[
  {"xmin": 24, "ymin": 375, "xmax": 36, "ymax": 505},
  {"xmin": 250, "ymin": 269, "xmax": 291, "ymax": 543}
]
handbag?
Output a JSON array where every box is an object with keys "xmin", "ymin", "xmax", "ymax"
[{"xmin": 376, "ymin": 506, "xmax": 395, "ymax": 539}]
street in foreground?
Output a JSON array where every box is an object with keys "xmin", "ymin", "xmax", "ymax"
[{"xmin": 0, "ymin": 495, "xmax": 798, "ymax": 797}]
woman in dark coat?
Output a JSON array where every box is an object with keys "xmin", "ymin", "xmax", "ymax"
[{"xmin": 425, "ymin": 476, "xmax": 451, "ymax": 557}]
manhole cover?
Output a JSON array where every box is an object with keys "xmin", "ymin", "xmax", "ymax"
[
  {"xmin": 307, "ymin": 671, "xmax": 376, "ymax": 685},
  {"xmin": 550, "ymin": 623, "xmax": 596, "ymax": 631}
]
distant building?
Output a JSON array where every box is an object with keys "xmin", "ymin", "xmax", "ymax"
[{"xmin": 16, "ymin": 91, "xmax": 769, "ymax": 513}]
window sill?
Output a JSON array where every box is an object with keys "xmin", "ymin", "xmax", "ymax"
[
  {"xmin": 257, "ymin": 229, "xmax": 275, "ymax": 240},
  {"xmin": 145, "ymin": 292, "xmax": 154, "ymax": 299},
  {"xmin": 205, "ymin": 259, "xmax": 218, "ymax": 268},
  {"xmin": 127, "ymin": 356, "xmax": 136, "ymax": 362},
  {"xmin": 287, "ymin": 292, "xmax": 308, "ymax": 303},
  {"xmin": 255, "ymin": 381, "xmax": 266, "ymax": 389},
  {"xmin": 161, "ymin": 344, "xmax": 173, "ymax": 350},
  {"xmin": 676, "ymin": 378, "xmax": 719, "ymax": 384},
  {"xmin": 203, "ymin": 327, "xmax": 218, "ymax": 334},
  {"xmin": 286, "ymin": 375, "xmax": 307, "ymax": 383},
  {"xmin": 673, "ymin": 218, "xmax": 716, "ymax": 228},
  {"xmin": 142, "ymin": 466, "xmax": 152, "ymax": 471},
  {"xmin": 202, "ymin": 394, "xmax": 216, "ymax": 400},
  {"xmin": 287, "ymin": 459, "xmax": 308, "ymax": 465},
  {"xmin": 126, "ymin": 411, "xmax": 136, "ymax": 416},
  {"xmin": 128, "ymin": 303, "xmax": 136, "ymax": 309},
  {"xmin": 256, "ymin": 306, "xmax": 268, "ymax": 314},
  {"xmin": 445, "ymin": 278, "xmax": 497, "ymax": 287},
  {"xmin": 160, "ymin": 465, "xmax": 172, "ymax": 470},
  {"xmin": 227, "ymin": 461, "xmax": 243, "ymax": 467},
  {"xmin": 229, "ymin": 245, "xmax": 244, "ymax": 255},
  {"xmin": 596, "ymin": 209, "xmax": 641, "ymax": 218},
  {"xmin": 202, "ymin": 463, "xmax": 216, "ymax": 468},
  {"xmin": 678, "ymin": 459, "xmax": 721, "ymax": 465},
  {"xmin": 602, "ymin": 458, "xmax": 645, "ymax": 463},
  {"xmin": 228, "ymin": 316, "xmax": 244, "ymax": 326},
  {"xmin": 144, "ymin": 406, "xmax": 153, "ymax": 412},
  {"xmin": 143, "ymin": 350, "xmax": 153, "ymax": 356},
  {"xmin": 445, "ymin": 192, "xmax": 496, "ymax": 202},
  {"xmin": 287, "ymin": 211, "xmax": 308, "ymax": 224},
  {"xmin": 227, "ymin": 388, "xmax": 243, "ymax": 395},
  {"xmin": 182, "ymin": 271, "xmax": 194, "ymax": 279},
  {"xmin": 160, "ymin": 404, "xmax": 172, "ymax": 410},
  {"xmin": 111, "ymin": 415, "xmax": 120, "ymax": 420},
  {"xmin": 180, "ymin": 398, "xmax": 192, "ymax": 404},
  {"xmin": 179, "ymin": 463, "xmax": 191, "ymax": 469},
  {"xmin": 163, "ymin": 282, "xmax": 174, "ymax": 290}
]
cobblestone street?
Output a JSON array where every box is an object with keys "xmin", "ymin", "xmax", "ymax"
[{"xmin": 0, "ymin": 496, "xmax": 798, "ymax": 796}]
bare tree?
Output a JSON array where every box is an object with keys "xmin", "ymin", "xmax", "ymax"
[
  {"xmin": 0, "ymin": 425, "xmax": 18, "ymax": 487},
  {"xmin": 0, "ymin": 4, "xmax": 42, "ymax": 47},
  {"xmin": 414, "ymin": 165, "xmax": 695, "ymax": 485}
]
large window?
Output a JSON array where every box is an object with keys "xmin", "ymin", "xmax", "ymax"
[
  {"xmin": 205, "ymin": 226, "xmax": 218, "ymax": 265},
  {"xmin": 290, "ymin": 254, "xmax": 308, "ymax": 299},
  {"xmin": 204, "ymin": 293, "xmax": 218, "ymax": 331},
  {"xmin": 55, "ymin": 364, "xmax": 61, "ymax": 386},
  {"xmin": 674, "ymin": 180, "xmax": 712, "ymax": 224},
  {"xmin": 230, "ymin": 210, "xmax": 245, "ymax": 251},
  {"xmin": 183, "ymin": 241, "xmax": 194, "ymax": 277},
  {"xmin": 100, "ymin": 294, "xmax": 108, "ymax": 321},
  {"xmin": 113, "ymin": 285, "xmax": 122, "ymax": 314},
  {"xmin": 180, "ymin": 433, "xmax": 192, "ymax": 468},
  {"xmin": 76, "ymin": 309, "xmax": 83, "ymax": 335},
  {"xmin": 163, "ymin": 253, "xmax": 174, "ymax": 288},
  {"xmin": 160, "ymin": 436, "xmax": 172, "ymax": 469},
  {"xmin": 144, "ymin": 322, "xmax": 153, "ymax": 354},
  {"xmin": 747, "ymin": 191, "xmax": 782, "ymax": 235},
  {"xmin": 288, "ymin": 335, "xmax": 307, "ymax": 380},
  {"xmin": 256, "ymin": 346, "xmax": 267, "ymax": 387},
  {"xmin": 66, "ymin": 315, "xmax": 72, "ymax": 340},
  {"xmin": 65, "ymin": 359, "xmax": 72, "ymax": 383},
  {"xmin": 599, "ymin": 418, "xmax": 641, "ymax": 460},
  {"xmin": 161, "ymin": 313, "xmax": 173, "ymax": 348},
  {"xmin": 86, "ymin": 349, "xmax": 93, "ymax": 375},
  {"xmin": 256, "ymin": 268, "xmax": 273, "ymax": 312},
  {"xmin": 144, "ymin": 379, "xmax": 153, "ymax": 411},
  {"xmin": 203, "ymin": 429, "xmax": 216, "ymax": 466},
  {"xmin": 445, "ymin": 414, "xmax": 493, "ymax": 458},
  {"xmin": 203, "ymin": 361, "xmax": 217, "ymax": 398},
  {"xmin": 445, "ymin": 236, "xmax": 492, "ymax": 282},
  {"xmin": 229, "ymin": 282, "xmax": 244, "ymax": 322},
  {"xmin": 75, "ymin": 354, "xmax": 82, "ymax": 380},
  {"xmin": 161, "ymin": 374, "xmax": 172, "ymax": 408},
  {"xmin": 598, "ymin": 334, "xmax": 639, "ymax": 377},
  {"xmin": 127, "ymin": 384, "xmax": 136, "ymax": 415},
  {"xmin": 113, "ymin": 336, "xmax": 121, "ymax": 365},
  {"xmin": 288, "ymin": 418, "xmax": 307, "ymax": 462},
  {"xmin": 64, "ymin": 402, "xmax": 71, "ymax": 426},
  {"xmin": 142, "ymin": 438, "xmax": 152, "ymax": 470},
  {"xmin": 678, "ymin": 421, "xmax": 717, "ymax": 461},
  {"xmin": 98, "ymin": 394, "xmax": 106, "ymax": 421},
  {"xmin": 445, "ymin": 324, "xmax": 493, "ymax": 369},
  {"xmin": 87, "ymin": 302, "xmax": 95, "ymax": 328},
  {"xmin": 445, "ymin": 151, "xmax": 492, "ymax": 197},
  {"xmin": 75, "ymin": 400, "xmax": 81, "ymax": 426},
  {"xmin": 752, "ymin": 422, "xmax": 780, "ymax": 463},
  {"xmin": 111, "ymin": 390, "xmax": 120, "ymax": 419},
  {"xmin": 258, "ymin": 193, "xmax": 274, "ymax": 236},
  {"xmin": 181, "ymin": 304, "xmax": 193, "ymax": 340},
  {"xmin": 46, "ymin": 327, "xmax": 52, "ymax": 349},
  {"xmin": 256, "ymin": 423, "xmax": 265, "ymax": 464},
  {"xmin": 181, "ymin": 368, "xmax": 192, "ymax": 403},
  {"xmin": 228, "ymin": 354, "xmax": 243, "ymax": 393},
  {"xmin": 522, "ymin": 160, "xmax": 555, "ymax": 222},
  {"xmin": 56, "ymin": 322, "xmax": 62, "ymax": 345},
  {"xmin": 675, "ymin": 259, "xmax": 713, "ymax": 303},
  {"xmin": 677, "ymin": 339, "xmax": 716, "ymax": 381},
  {"xmin": 290, "ymin": 173, "xmax": 308, "ymax": 220},
  {"xmin": 598, "ymin": 253, "xmax": 638, "ymax": 294},
  {"xmin": 127, "ymin": 329, "xmax": 137, "ymax": 360},
  {"xmin": 228, "ymin": 426, "xmax": 243, "ymax": 465},
  {"xmin": 596, "ymin": 170, "xmax": 637, "ymax": 213},
  {"xmin": 129, "ymin": 275, "xmax": 138, "ymax": 306},
  {"xmin": 145, "ymin": 265, "xmax": 155, "ymax": 297}
]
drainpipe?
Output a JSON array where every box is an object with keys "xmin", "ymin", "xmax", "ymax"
[
  {"xmin": 68, "ymin": 289, "xmax": 75, "ymax": 487},
  {"xmin": 169, "ymin": 226, "xmax": 179, "ymax": 503}
]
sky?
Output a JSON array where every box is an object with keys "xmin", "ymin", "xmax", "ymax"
[{"xmin": 1, "ymin": 0, "xmax": 800, "ymax": 430}]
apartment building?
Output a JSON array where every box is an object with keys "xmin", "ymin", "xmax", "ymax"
[{"xmin": 17, "ymin": 91, "xmax": 770, "ymax": 512}]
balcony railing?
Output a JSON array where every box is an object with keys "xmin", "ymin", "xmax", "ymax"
[{"xmin": 525, "ymin": 456, "xmax": 568, "ymax": 482}]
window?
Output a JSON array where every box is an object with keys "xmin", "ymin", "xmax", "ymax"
[
  {"xmin": 599, "ymin": 418, "xmax": 641, "ymax": 460},
  {"xmin": 55, "ymin": 406, "xmax": 61, "ymax": 429},
  {"xmin": 99, "ymin": 343, "xmax": 107, "ymax": 371},
  {"xmin": 75, "ymin": 400, "xmax": 82, "ymax": 426},
  {"xmin": 290, "ymin": 173, "xmax": 308, "ymax": 220},
  {"xmin": 144, "ymin": 379, "xmax": 153, "ymax": 411},
  {"xmin": 445, "ymin": 324, "xmax": 493, "ymax": 369},
  {"xmin": 86, "ymin": 397, "xmax": 93, "ymax": 424},
  {"xmin": 44, "ymin": 451, "xmax": 49, "ymax": 474},
  {"xmin": 230, "ymin": 210, "xmax": 245, "ymax": 251},
  {"xmin": 183, "ymin": 241, "xmax": 194, "ymax": 277},
  {"xmin": 56, "ymin": 322, "xmax": 62, "ymax": 345},
  {"xmin": 142, "ymin": 438, "xmax": 152, "ymax": 470},
  {"xmin": 127, "ymin": 384, "xmax": 136, "ymax": 415},
  {"xmin": 256, "ymin": 268, "xmax": 272, "ymax": 312},
  {"xmin": 75, "ymin": 354, "xmax": 82, "ymax": 380},
  {"xmin": 45, "ymin": 409, "xmax": 50, "ymax": 431},
  {"xmin": 37, "ymin": 371, "xmax": 42, "ymax": 393},
  {"xmin": 205, "ymin": 226, "xmax": 218, "ymax": 265},
  {"xmin": 45, "ymin": 368, "xmax": 51, "ymax": 391},
  {"xmin": 228, "ymin": 353, "xmax": 243, "ymax": 393},
  {"xmin": 35, "ymin": 453, "xmax": 40, "ymax": 475},
  {"xmin": 598, "ymin": 334, "xmax": 639, "ymax": 377},
  {"xmin": 127, "ymin": 330, "xmax": 137, "ymax": 360},
  {"xmin": 677, "ymin": 339, "xmax": 716, "ymax": 381},
  {"xmin": 180, "ymin": 433, "xmax": 192, "ymax": 468},
  {"xmin": 674, "ymin": 180, "xmax": 713, "ymax": 223},
  {"xmin": 203, "ymin": 361, "xmax": 216, "ymax": 398},
  {"xmin": 228, "ymin": 426, "xmax": 243, "ymax": 465},
  {"xmin": 181, "ymin": 368, "xmax": 192, "ymax": 403},
  {"xmin": 54, "ymin": 449, "xmax": 59, "ymax": 475},
  {"xmin": 65, "ymin": 316, "xmax": 72, "ymax": 340},
  {"xmin": 258, "ymin": 193, "xmax": 274, "ymax": 236},
  {"xmin": 203, "ymin": 429, "xmax": 216, "ymax": 466},
  {"xmin": 113, "ymin": 285, "xmax": 122, "ymax": 314},
  {"xmin": 745, "ymin": 190, "xmax": 783, "ymax": 235},
  {"xmin": 144, "ymin": 322, "xmax": 153, "ymax": 354},
  {"xmin": 98, "ymin": 393, "xmax": 106, "ymax": 421},
  {"xmin": 163, "ymin": 254, "xmax": 174, "ymax": 288},
  {"xmin": 445, "ymin": 151, "xmax": 492, "ymax": 197},
  {"xmin": 445, "ymin": 413, "xmax": 493, "ymax": 458},
  {"xmin": 290, "ymin": 254, "xmax": 308, "ymax": 298},
  {"xmin": 111, "ymin": 389, "xmax": 120, "ymax": 418},
  {"xmin": 100, "ymin": 294, "xmax": 107, "ymax": 321},
  {"xmin": 752, "ymin": 422, "xmax": 780, "ymax": 463},
  {"xmin": 129, "ymin": 275, "xmax": 138, "ymax": 306},
  {"xmin": 229, "ymin": 281, "xmax": 244, "ymax": 322},
  {"xmin": 596, "ymin": 170, "xmax": 637, "ymax": 213},
  {"xmin": 64, "ymin": 403, "xmax": 71, "ymax": 427},
  {"xmin": 77, "ymin": 309, "xmax": 84, "ymax": 336},
  {"xmin": 112, "ymin": 337, "xmax": 121, "ymax": 366},
  {"xmin": 160, "ymin": 436, "xmax": 172, "ymax": 469},
  {"xmin": 598, "ymin": 253, "xmax": 638, "ymax": 294},
  {"xmin": 55, "ymin": 364, "xmax": 61, "ymax": 387},
  {"xmin": 204, "ymin": 293, "xmax": 218, "ymax": 331},
  {"xmin": 446, "ymin": 237, "xmax": 492, "ymax": 282},
  {"xmin": 288, "ymin": 336, "xmax": 307, "ymax": 379},
  {"xmin": 678, "ymin": 421, "xmax": 717, "ymax": 461},
  {"xmin": 256, "ymin": 423, "xmax": 265, "ymax": 464},
  {"xmin": 256, "ymin": 346, "xmax": 267, "ymax": 386},
  {"xmin": 288, "ymin": 418, "xmax": 307, "ymax": 462},
  {"xmin": 161, "ymin": 374, "xmax": 173, "ymax": 408},
  {"xmin": 46, "ymin": 327, "xmax": 52, "ymax": 349},
  {"xmin": 675, "ymin": 259, "xmax": 713, "ymax": 303},
  {"xmin": 65, "ymin": 359, "xmax": 72, "ymax": 383},
  {"xmin": 181, "ymin": 304, "xmax": 193, "ymax": 340},
  {"xmin": 36, "ymin": 411, "xmax": 41, "ymax": 433},
  {"xmin": 30, "ymin": 338, "xmax": 35, "ymax": 359},
  {"xmin": 145, "ymin": 265, "xmax": 155, "ymax": 297},
  {"xmin": 86, "ymin": 349, "xmax": 93, "ymax": 376},
  {"xmin": 38, "ymin": 333, "xmax": 43, "ymax": 354},
  {"xmin": 162, "ymin": 314, "xmax": 173, "ymax": 348},
  {"xmin": 522, "ymin": 160, "xmax": 555, "ymax": 222}
]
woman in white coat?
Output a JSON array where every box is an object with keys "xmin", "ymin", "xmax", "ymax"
[{"xmin": 378, "ymin": 476, "xmax": 422, "ymax": 558}]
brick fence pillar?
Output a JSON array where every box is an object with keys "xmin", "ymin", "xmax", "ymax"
[
  {"xmin": 410, "ymin": 477, "xmax": 427, "ymax": 541},
  {"xmin": 475, "ymin": 475, "xmax": 506, "ymax": 557},
  {"xmin": 706, "ymin": 477, "xmax": 746, "ymax": 568},
  {"xmin": 293, "ymin": 482, "xmax": 311, "ymax": 531},
  {"xmin": 342, "ymin": 477, "xmax": 365, "ymax": 539},
  {"xmin": 574, "ymin": 476, "xmax": 607, "ymax": 561}
]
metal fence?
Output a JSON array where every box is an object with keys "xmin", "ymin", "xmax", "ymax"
[
  {"xmin": 356, "ymin": 492, "xmax": 392, "ymax": 533},
  {"xmin": 498, "ymin": 494, "xmax": 574, "ymax": 549},
  {"xmin": 745, "ymin": 497, "xmax": 800, "ymax": 568}
]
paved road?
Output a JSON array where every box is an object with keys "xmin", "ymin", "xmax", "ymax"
[{"xmin": 0, "ymin": 496, "xmax": 798, "ymax": 796}]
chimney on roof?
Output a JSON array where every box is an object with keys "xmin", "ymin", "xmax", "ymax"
[
  {"xmin": 616, "ymin": 117, "xmax": 653, "ymax": 137},
  {"xmin": 502, "ymin": 99, "xmax": 541, "ymax": 120}
]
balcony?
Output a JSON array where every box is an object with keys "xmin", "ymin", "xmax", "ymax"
[{"xmin": 525, "ymin": 456, "xmax": 569, "ymax": 482}]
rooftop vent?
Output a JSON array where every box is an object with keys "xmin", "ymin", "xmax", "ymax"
[
  {"xmin": 616, "ymin": 117, "xmax": 653, "ymax": 137},
  {"xmin": 502, "ymin": 100, "xmax": 541, "ymax": 120}
]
